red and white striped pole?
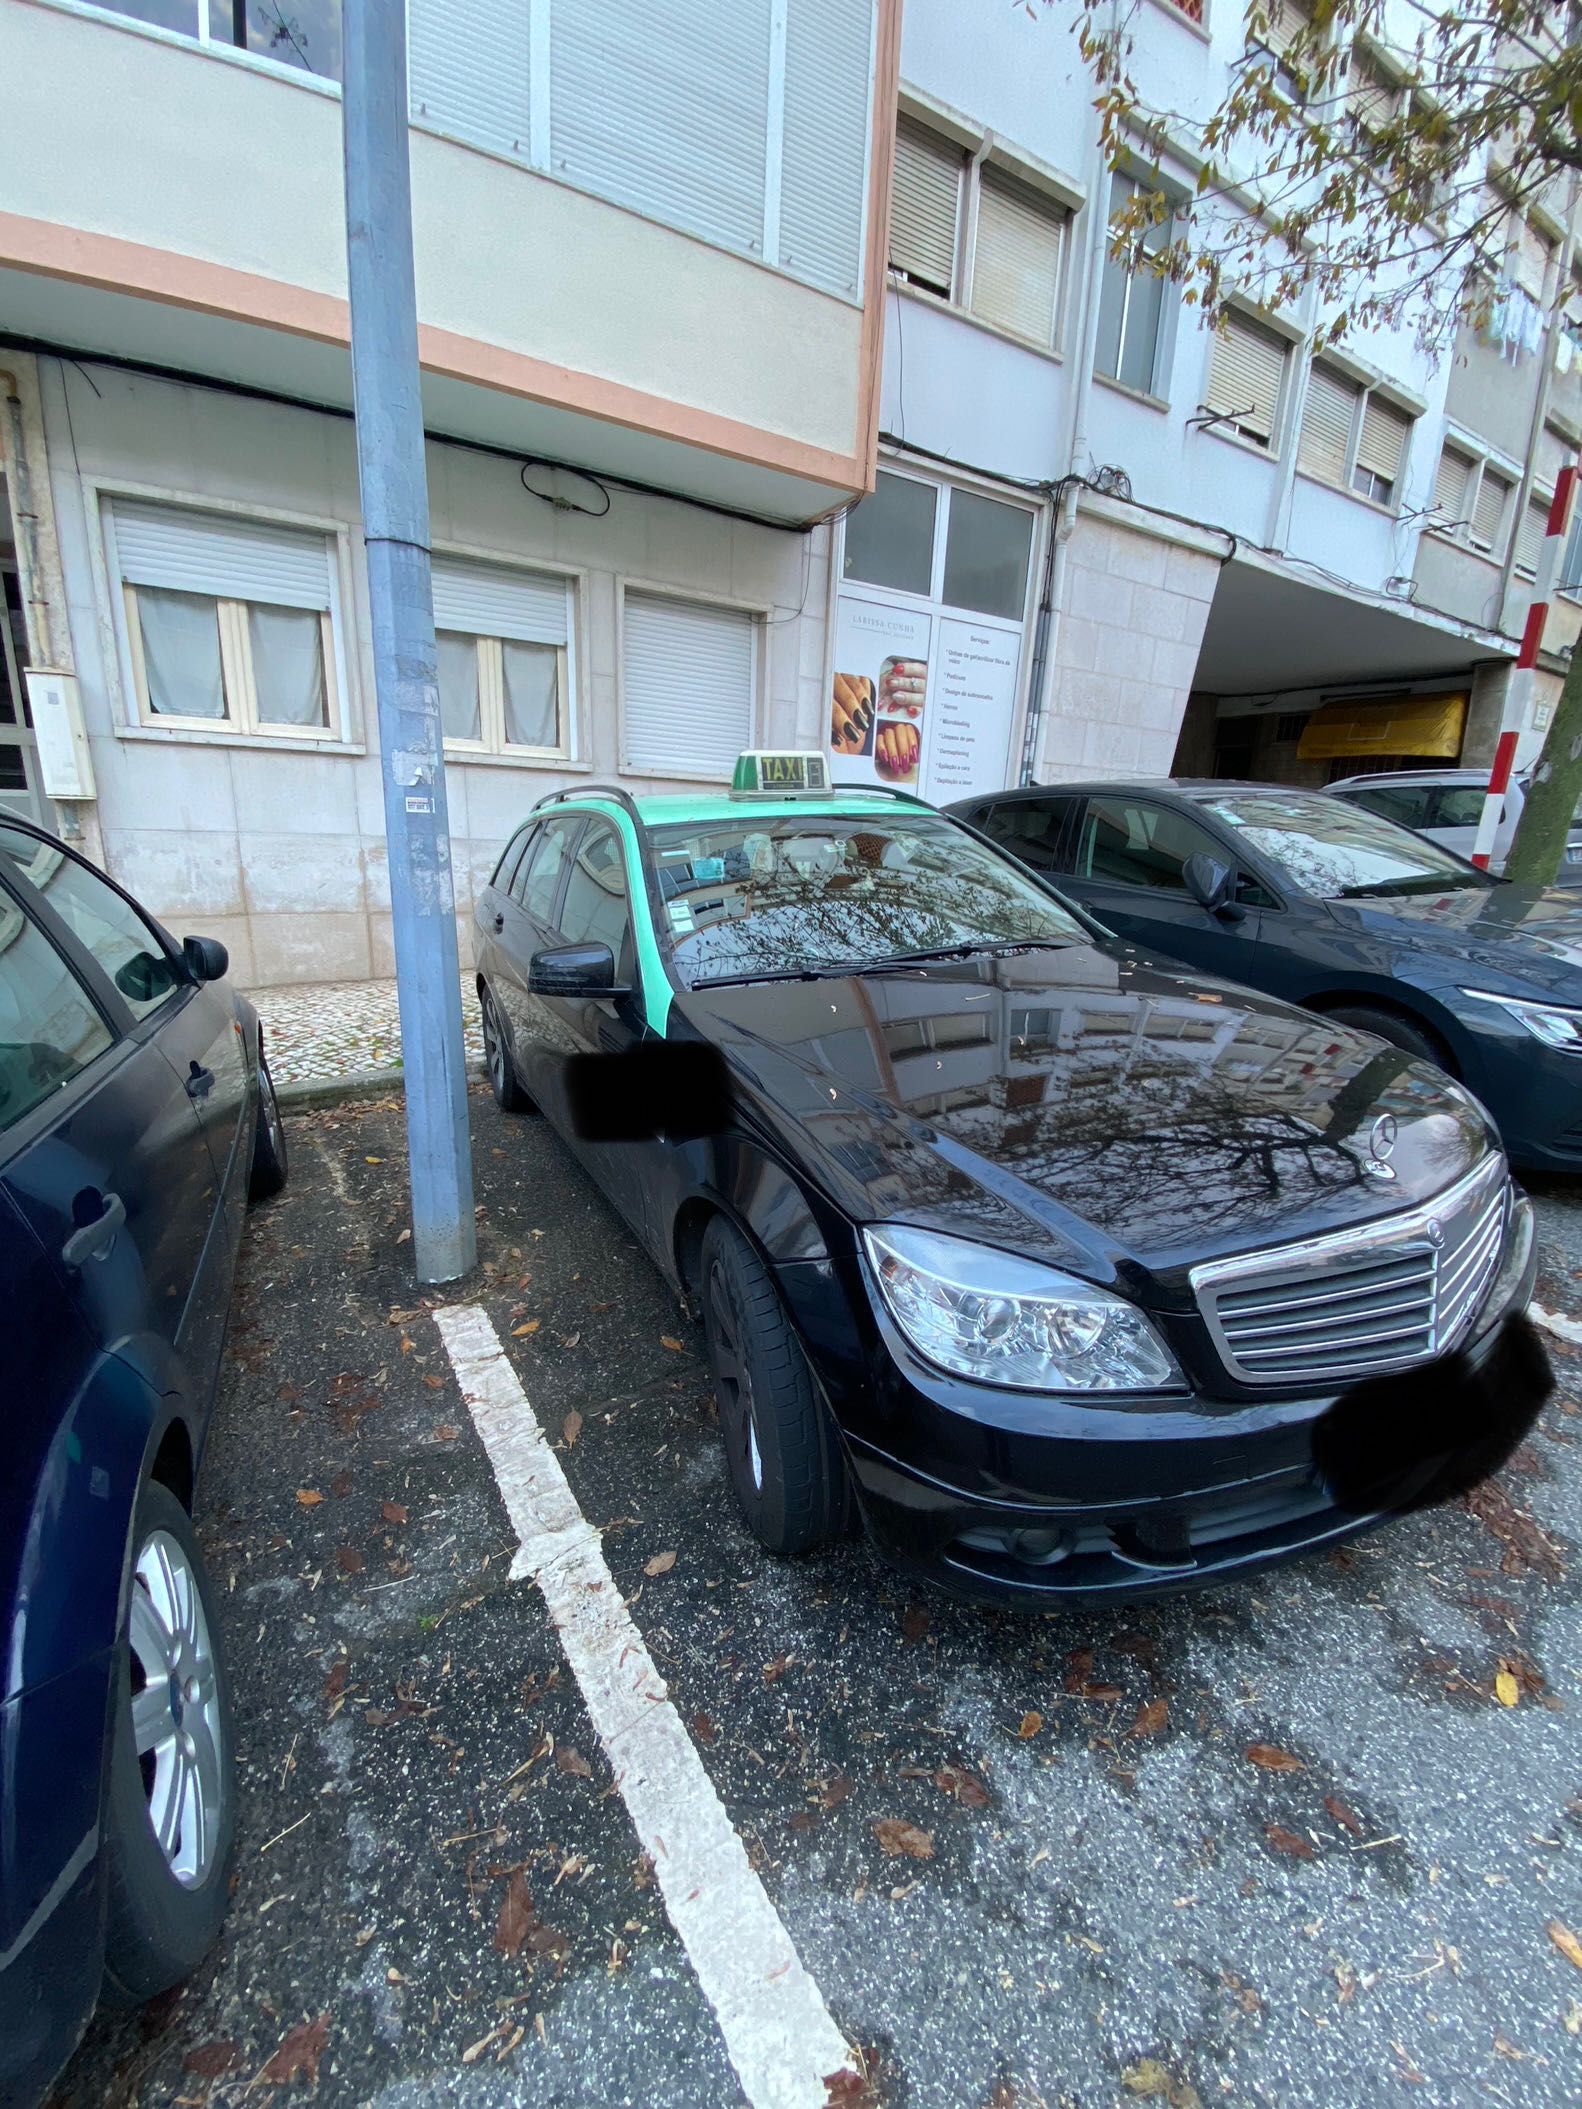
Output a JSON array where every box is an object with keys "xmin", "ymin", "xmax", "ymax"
[{"xmin": 1471, "ymin": 461, "xmax": 1579, "ymax": 867}]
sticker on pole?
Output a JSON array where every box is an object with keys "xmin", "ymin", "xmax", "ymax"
[{"xmin": 405, "ymin": 794, "xmax": 433, "ymax": 814}]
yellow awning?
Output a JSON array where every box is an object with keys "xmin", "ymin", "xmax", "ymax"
[{"xmin": 1297, "ymin": 692, "xmax": 1467, "ymax": 762}]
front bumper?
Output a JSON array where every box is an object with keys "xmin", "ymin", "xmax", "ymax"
[{"xmin": 839, "ymin": 1201, "xmax": 1541, "ymax": 1605}]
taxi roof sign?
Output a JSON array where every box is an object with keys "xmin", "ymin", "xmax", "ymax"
[{"xmin": 729, "ymin": 750, "xmax": 831, "ymax": 799}]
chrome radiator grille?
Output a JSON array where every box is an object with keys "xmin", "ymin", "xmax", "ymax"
[{"xmin": 1191, "ymin": 1157, "xmax": 1509, "ymax": 1388}]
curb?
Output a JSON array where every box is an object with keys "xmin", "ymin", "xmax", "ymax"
[{"xmin": 276, "ymin": 1059, "xmax": 486, "ymax": 1111}]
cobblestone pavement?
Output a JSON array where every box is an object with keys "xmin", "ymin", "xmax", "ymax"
[{"xmin": 244, "ymin": 974, "xmax": 484, "ymax": 1087}]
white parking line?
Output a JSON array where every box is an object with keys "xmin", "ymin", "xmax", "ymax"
[{"xmin": 432, "ymin": 1304, "xmax": 854, "ymax": 2109}]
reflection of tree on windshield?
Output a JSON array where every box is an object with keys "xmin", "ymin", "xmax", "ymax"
[
  {"xmin": 1206, "ymin": 792, "xmax": 1489, "ymax": 900},
  {"xmin": 655, "ymin": 819, "xmax": 1085, "ymax": 983}
]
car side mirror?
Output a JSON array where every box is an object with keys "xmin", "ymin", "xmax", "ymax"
[
  {"xmin": 1182, "ymin": 853, "xmax": 1244, "ymax": 922},
  {"xmin": 182, "ymin": 934, "xmax": 230, "ymax": 984},
  {"xmin": 528, "ymin": 942, "xmax": 630, "ymax": 999}
]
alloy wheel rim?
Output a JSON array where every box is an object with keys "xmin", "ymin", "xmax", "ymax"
[
  {"xmin": 707, "ymin": 1261, "xmax": 763, "ymax": 1494},
  {"xmin": 483, "ymin": 995, "xmax": 507, "ymax": 1093},
  {"xmin": 262, "ymin": 1064, "xmax": 282, "ymax": 1155},
  {"xmin": 128, "ymin": 1528, "xmax": 224, "ymax": 1888}
]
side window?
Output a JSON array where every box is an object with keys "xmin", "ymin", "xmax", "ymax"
[
  {"xmin": 980, "ymin": 798, "xmax": 1082, "ymax": 873},
  {"xmin": 1348, "ymin": 784, "xmax": 1428, "ymax": 828},
  {"xmin": 0, "ymin": 827, "xmax": 182, "ymax": 1021},
  {"xmin": 0, "ymin": 888, "xmax": 115, "ymax": 1134},
  {"xmin": 1427, "ymin": 786, "xmax": 1486, "ymax": 830},
  {"xmin": 555, "ymin": 823, "xmax": 633, "ymax": 967},
  {"xmin": 1076, "ymin": 799, "xmax": 1228, "ymax": 891},
  {"xmin": 515, "ymin": 817, "xmax": 581, "ymax": 924},
  {"xmin": 492, "ymin": 825, "xmax": 532, "ymax": 895}
]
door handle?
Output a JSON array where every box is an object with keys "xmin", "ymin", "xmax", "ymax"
[
  {"xmin": 493, "ymin": 912, "xmax": 505, "ymax": 932},
  {"xmin": 63, "ymin": 1191, "xmax": 126, "ymax": 1269},
  {"xmin": 186, "ymin": 1060, "xmax": 215, "ymax": 1099}
]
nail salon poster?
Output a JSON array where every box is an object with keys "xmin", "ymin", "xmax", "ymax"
[{"xmin": 829, "ymin": 587, "xmax": 1022, "ymax": 802}]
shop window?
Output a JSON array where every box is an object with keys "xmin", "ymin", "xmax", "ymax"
[
  {"xmin": 1094, "ymin": 171, "xmax": 1179, "ymax": 397},
  {"xmin": 431, "ymin": 556, "xmax": 572, "ymax": 759},
  {"xmin": 1203, "ymin": 309, "xmax": 1291, "ymax": 451},
  {"xmin": 842, "ymin": 470, "xmax": 939, "ymax": 597},
  {"xmin": 108, "ymin": 498, "xmax": 342, "ymax": 740},
  {"xmin": 101, "ymin": 1, "xmax": 341, "ymax": 80},
  {"xmin": 622, "ymin": 591, "xmax": 756, "ymax": 778},
  {"xmin": 941, "ymin": 489, "xmax": 1033, "ymax": 621}
]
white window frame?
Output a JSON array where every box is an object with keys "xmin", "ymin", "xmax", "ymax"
[
  {"xmin": 1295, "ymin": 361, "xmax": 1415, "ymax": 512},
  {"xmin": 615, "ymin": 579, "xmax": 766, "ymax": 783},
  {"xmin": 90, "ymin": 481, "xmax": 358, "ymax": 751},
  {"xmin": 1427, "ymin": 437, "xmax": 1521, "ymax": 561},
  {"xmin": 887, "ymin": 99, "xmax": 1079, "ymax": 358},
  {"xmin": 429, "ymin": 544, "xmax": 582, "ymax": 768},
  {"xmin": 1514, "ymin": 488, "xmax": 1556, "ymax": 580}
]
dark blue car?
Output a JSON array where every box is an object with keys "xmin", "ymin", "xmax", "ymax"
[
  {"xmin": 0, "ymin": 817, "xmax": 286, "ymax": 2104},
  {"xmin": 951, "ymin": 780, "xmax": 1582, "ymax": 1172}
]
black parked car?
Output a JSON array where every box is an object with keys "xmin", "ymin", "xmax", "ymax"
[
  {"xmin": 951, "ymin": 779, "xmax": 1582, "ymax": 1172},
  {"xmin": 472, "ymin": 760, "xmax": 1538, "ymax": 1611},
  {"xmin": 0, "ymin": 819, "xmax": 286, "ymax": 2105}
]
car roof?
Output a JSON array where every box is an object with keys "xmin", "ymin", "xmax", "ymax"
[
  {"xmin": 1327, "ymin": 768, "xmax": 1489, "ymax": 788},
  {"xmin": 949, "ymin": 779, "xmax": 1294, "ymax": 806},
  {"xmin": 539, "ymin": 789, "xmax": 939, "ymax": 829}
]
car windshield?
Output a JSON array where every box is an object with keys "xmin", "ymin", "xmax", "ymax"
[
  {"xmin": 647, "ymin": 811, "xmax": 1088, "ymax": 985},
  {"xmin": 1202, "ymin": 789, "xmax": 1495, "ymax": 898}
]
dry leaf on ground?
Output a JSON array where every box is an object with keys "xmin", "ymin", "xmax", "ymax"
[
  {"xmin": 692, "ymin": 1712, "xmax": 718, "ymax": 1744},
  {"xmin": 1264, "ymin": 1823, "xmax": 1315, "ymax": 1860},
  {"xmin": 1324, "ymin": 1795, "xmax": 1364, "ymax": 1835},
  {"xmin": 901, "ymin": 1602, "xmax": 930, "ymax": 1644},
  {"xmin": 183, "ymin": 2040, "xmax": 239, "ymax": 2077},
  {"xmin": 381, "ymin": 1500, "xmax": 408, "ymax": 1525},
  {"xmin": 872, "ymin": 1818, "xmax": 934, "ymax": 1860},
  {"xmin": 431, "ymin": 1424, "xmax": 460, "ymax": 1442},
  {"xmin": 512, "ymin": 1319, "xmax": 541, "ymax": 1337},
  {"xmin": 1017, "ymin": 1711, "xmax": 1043, "ymax": 1739},
  {"xmin": 1548, "ymin": 1919, "xmax": 1582, "ymax": 1970},
  {"xmin": 259, "ymin": 2014, "xmax": 330, "ymax": 2085},
  {"xmin": 1245, "ymin": 1743, "xmax": 1304, "ymax": 1772},
  {"xmin": 933, "ymin": 1764, "xmax": 992, "ymax": 1808},
  {"xmin": 1495, "ymin": 1664, "xmax": 1520, "ymax": 1707},
  {"xmin": 1127, "ymin": 1698, "xmax": 1169, "ymax": 1738},
  {"xmin": 562, "ymin": 1410, "xmax": 583, "ymax": 1448},
  {"xmin": 555, "ymin": 1744, "xmax": 593, "ymax": 1779},
  {"xmin": 660, "ymin": 1334, "xmax": 685, "ymax": 1351},
  {"xmin": 495, "ymin": 1869, "xmax": 535, "ymax": 1957},
  {"xmin": 295, "ymin": 1489, "xmax": 323, "ymax": 1508},
  {"xmin": 644, "ymin": 1549, "xmax": 677, "ymax": 1577}
]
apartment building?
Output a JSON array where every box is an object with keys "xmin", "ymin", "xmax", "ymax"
[
  {"xmin": 0, "ymin": 0, "xmax": 895, "ymax": 984},
  {"xmin": 835, "ymin": 0, "xmax": 1579, "ymax": 809}
]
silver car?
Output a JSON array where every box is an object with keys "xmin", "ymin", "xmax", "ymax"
[{"xmin": 1326, "ymin": 767, "xmax": 1582, "ymax": 877}]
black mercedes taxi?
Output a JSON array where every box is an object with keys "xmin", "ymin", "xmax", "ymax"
[{"xmin": 471, "ymin": 753, "xmax": 1542, "ymax": 1602}]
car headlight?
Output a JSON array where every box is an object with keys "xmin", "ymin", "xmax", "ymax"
[
  {"xmin": 862, "ymin": 1224, "xmax": 1182, "ymax": 1392},
  {"xmin": 1461, "ymin": 988, "xmax": 1582, "ymax": 1054}
]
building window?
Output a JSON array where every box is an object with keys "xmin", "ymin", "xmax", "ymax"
[
  {"xmin": 108, "ymin": 498, "xmax": 342, "ymax": 739},
  {"xmin": 622, "ymin": 591, "xmax": 756, "ymax": 778},
  {"xmin": 1094, "ymin": 171, "xmax": 1179, "ymax": 397},
  {"xmin": 1352, "ymin": 394, "xmax": 1413, "ymax": 507},
  {"xmin": 888, "ymin": 116, "xmax": 965, "ymax": 299},
  {"xmin": 1253, "ymin": 0, "xmax": 1315, "ymax": 98},
  {"xmin": 888, "ymin": 113, "xmax": 1071, "ymax": 351},
  {"xmin": 1470, "ymin": 466, "xmax": 1514, "ymax": 554},
  {"xmin": 1560, "ymin": 509, "xmax": 1582, "ymax": 597},
  {"xmin": 1296, "ymin": 363, "xmax": 1360, "ymax": 486},
  {"xmin": 1432, "ymin": 444, "xmax": 1476, "ymax": 533},
  {"xmin": 1513, "ymin": 217, "xmax": 1557, "ymax": 305},
  {"xmin": 1515, "ymin": 494, "xmax": 1553, "ymax": 578},
  {"xmin": 430, "ymin": 556, "xmax": 573, "ymax": 758},
  {"xmin": 101, "ymin": 2, "xmax": 341, "ymax": 81},
  {"xmin": 1161, "ymin": 0, "xmax": 1204, "ymax": 19},
  {"xmin": 843, "ymin": 469, "xmax": 940, "ymax": 597},
  {"xmin": 1203, "ymin": 309, "xmax": 1291, "ymax": 451},
  {"xmin": 971, "ymin": 169, "xmax": 1067, "ymax": 351},
  {"xmin": 1345, "ymin": 44, "xmax": 1402, "ymax": 140}
]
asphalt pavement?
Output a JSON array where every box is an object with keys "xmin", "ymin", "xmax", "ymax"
[{"xmin": 51, "ymin": 1085, "xmax": 1582, "ymax": 2109}]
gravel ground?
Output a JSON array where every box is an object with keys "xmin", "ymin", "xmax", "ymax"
[{"xmin": 49, "ymin": 1092, "xmax": 1582, "ymax": 2109}]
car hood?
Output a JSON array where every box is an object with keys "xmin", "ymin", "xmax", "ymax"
[
  {"xmin": 1323, "ymin": 883, "xmax": 1582, "ymax": 997},
  {"xmin": 678, "ymin": 943, "xmax": 1496, "ymax": 1291}
]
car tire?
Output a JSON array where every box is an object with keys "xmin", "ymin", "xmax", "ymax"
[
  {"xmin": 481, "ymin": 984, "xmax": 535, "ymax": 1114},
  {"xmin": 101, "ymin": 1480, "xmax": 237, "ymax": 2008},
  {"xmin": 1324, "ymin": 1005, "xmax": 1449, "ymax": 1071},
  {"xmin": 247, "ymin": 1054, "xmax": 288, "ymax": 1201},
  {"xmin": 700, "ymin": 1215, "xmax": 847, "ymax": 1555}
]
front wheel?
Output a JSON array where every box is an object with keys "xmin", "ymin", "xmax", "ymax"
[
  {"xmin": 481, "ymin": 984, "xmax": 534, "ymax": 1113},
  {"xmin": 1324, "ymin": 1004, "xmax": 1449, "ymax": 1072},
  {"xmin": 248, "ymin": 1053, "xmax": 288, "ymax": 1200},
  {"xmin": 101, "ymin": 1481, "xmax": 237, "ymax": 2006},
  {"xmin": 700, "ymin": 1216, "xmax": 847, "ymax": 1556}
]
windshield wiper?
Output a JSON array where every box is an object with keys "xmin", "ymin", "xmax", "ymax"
[
  {"xmin": 689, "ymin": 939, "xmax": 1076, "ymax": 990},
  {"xmin": 1336, "ymin": 873, "xmax": 1492, "ymax": 898}
]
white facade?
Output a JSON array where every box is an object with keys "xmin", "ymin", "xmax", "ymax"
[{"xmin": 0, "ymin": 0, "xmax": 894, "ymax": 981}]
